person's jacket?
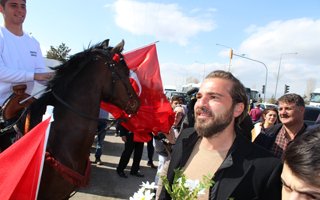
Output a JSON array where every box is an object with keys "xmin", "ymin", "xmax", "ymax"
[
  {"xmin": 254, "ymin": 123, "xmax": 307, "ymax": 153},
  {"xmin": 118, "ymin": 125, "xmax": 132, "ymax": 137},
  {"xmin": 159, "ymin": 128, "xmax": 282, "ymax": 200}
]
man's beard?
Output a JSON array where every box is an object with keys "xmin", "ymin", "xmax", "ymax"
[{"xmin": 194, "ymin": 105, "xmax": 234, "ymax": 138}]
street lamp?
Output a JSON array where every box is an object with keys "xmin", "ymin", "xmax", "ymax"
[
  {"xmin": 216, "ymin": 43, "xmax": 233, "ymax": 71},
  {"xmin": 274, "ymin": 52, "xmax": 298, "ymax": 99},
  {"xmin": 233, "ymin": 53, "xmax": 268, "ymax": 102},
  {"xmin": 216, "ymin": 43, "xmax": 268, "ymax": 101}
]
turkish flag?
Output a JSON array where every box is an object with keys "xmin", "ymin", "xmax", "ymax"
[
  {"xmin": 101, "ymin": 43, "xmax": 174, "ymax": 142},
  {"xmin": 0, "ymin": 115, "xmax": 52, "ymax": 200}
]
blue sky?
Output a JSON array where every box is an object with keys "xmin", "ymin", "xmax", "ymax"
[{"xmin": 3, "ymin": 0, "xmax": 319, "ymax": 100}]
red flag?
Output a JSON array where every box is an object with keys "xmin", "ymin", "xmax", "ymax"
[
  {"xmin": 101, "ymin": 43, "xmax": 174, "ymax": 142},
  {"xmin": 0, "ymin": 117, "xmax": 51, "ymax": 200}
]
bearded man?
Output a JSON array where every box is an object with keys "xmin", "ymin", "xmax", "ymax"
[{"xmin": 158, "ymin": 70, "xmax": 282, "ymax": 200}]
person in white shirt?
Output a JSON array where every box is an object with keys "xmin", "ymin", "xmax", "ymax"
[
  {"xmin": 0, "ymin": 0, "xmax": 53, "ymax": 151},
  {"xmin": 0, "ymin": 0, "xmax": 53, "ymax": 106}
]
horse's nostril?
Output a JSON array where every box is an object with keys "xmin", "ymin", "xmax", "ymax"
[
  {"xmin": 125, "ymin": 99, "xmax": 140, "ymax": 114},
  {"xmin": 128, "ymin": 101, "xmax": 138, "ymax": 113}
]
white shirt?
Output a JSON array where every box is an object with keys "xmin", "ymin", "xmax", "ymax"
[{"xmin": 0, "ymin": 27, "xmax": 46, "ymax": 105}]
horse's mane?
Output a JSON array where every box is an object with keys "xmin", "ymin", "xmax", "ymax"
[
  {"xmin": 47, "ymin": 41, "xmax": 113, "ymax": 95},
  {"xmin": 31, "ymin": 40, "xmax": 114, "ymax": 112},
  {"xmin": 29, "ymin": 39, "xmax": 122, "ymax": 127}
]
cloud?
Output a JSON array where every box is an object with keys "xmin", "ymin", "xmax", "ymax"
[
  {"xmin": 241, "ymin": 18, "xmax": 320, "ymax": 59},
  {"xmin": 161, "ymin": 18, "xmax": 320, "ymax": 99},
  {"xmin": 112, "ymin": 0, "xmax": 215, "ymax": 46},
  {"xmin": 233, "ymin": 18, "xmax": 320, "ymax": 97}
]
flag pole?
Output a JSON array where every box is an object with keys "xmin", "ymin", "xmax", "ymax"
[{"xmin": 35, "ymin": 106, "xmax": 54, "ymax": 199}]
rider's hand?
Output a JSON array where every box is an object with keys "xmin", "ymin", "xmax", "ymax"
[{"xmin": 34, "ymin": 72, "xmax": 55, "ymax": 81}]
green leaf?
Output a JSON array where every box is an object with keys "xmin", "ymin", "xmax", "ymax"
[{"xmin": 161, "ymin": 169, "xmax": 215, "ymax": 200}]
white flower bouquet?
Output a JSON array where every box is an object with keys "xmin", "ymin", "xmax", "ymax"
[
  {"xmin": 130, "ymin": 181, "xmax": 158, "ymax": 200},
  {"xmin": 130, "ymin": 169, "xmax": 213, "ymax": 200},
  {"xmin": 161, "ymin": 169, "xmax": 214, "ymax": 200}
]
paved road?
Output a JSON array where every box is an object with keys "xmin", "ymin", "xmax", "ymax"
[{"xmin": 71, "ymin": 130, "xmax": 158, "ymax": 200}]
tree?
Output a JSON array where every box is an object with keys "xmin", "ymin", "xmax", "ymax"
[
  {"xmin": 46, "ymin": 43, "xmax": 71, "ymax": 63},
  {"xmin": 269, "ymin": 95, "xmax": 277, "ymax": 104}
]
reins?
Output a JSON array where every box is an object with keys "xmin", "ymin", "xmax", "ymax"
[
  {"xmin": 51, "ymin": 89, "xmax": 124, "ymax": 133},
  {"xmin": 51, "ymin": 90, "xmax": 104, "ymax": 122},
  {"xmin": 0, "ymin": 49, "xmax": 134, "ymax": 135},
  {"xmin": 0, "ymin": 51, "xmax": 133, "ymax": 136},
  {"xmin": 0, "ymin": 88, "xmax": 50, "ymax": 135}
]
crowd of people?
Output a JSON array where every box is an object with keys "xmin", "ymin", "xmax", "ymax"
[
  {"xmin": 97, "ymin": 70, "xmax": 320, "ymax": 200},
  {"xmin": 1, "ymin": 0, "xmax": 320, "ymax": 199},
  {"xmin": 156, "ymin": 71, "xmax": 320, "ymax": 200}
]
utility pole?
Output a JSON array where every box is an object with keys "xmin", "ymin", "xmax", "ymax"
[
  {"xmin": 233, "ymin": 53, "xmax": 268, "ymax": 103},
  {"xmin": 274, "ymin": 52, "xmax": 298, "ymax": 98}
]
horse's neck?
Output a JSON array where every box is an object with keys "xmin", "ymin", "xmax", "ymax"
[
  {"xmin": 29, "ymin": 97, "xmax": 49, "ymax": 130},
  {"xmin": 44, "ymin": 70, "xmax": 104, "ymax": 165},
  {"xmin": 47, "ymin": 91, "xmax": 101, "ymax": 162}
]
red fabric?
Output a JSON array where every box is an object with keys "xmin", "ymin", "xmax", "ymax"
[
  {"xmin": 112, "ymin": 53, "xmax": 120, "ymax": 63},
  {"xmin": 45, "ymin": 152, "xmax": 91, "ymax": 187},
  {"xmin": 0, "ymin": 117, "xmax": 51, "ymax": 200},
  {"xmin": 101, "ymin": 44, "xmax": 174, "ymax": 142}
]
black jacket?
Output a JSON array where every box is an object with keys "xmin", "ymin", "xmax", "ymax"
[
  {"xmin": 254, "ymin": 123, "xmax": 307, "ymax": 154},
  {"xmin": 159, "ymin": 128, "xmax": 282, "ymax": 200}
]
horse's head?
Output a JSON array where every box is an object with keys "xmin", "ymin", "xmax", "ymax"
[
  {"xmin": 99, "ymin": 40, "xmax": 140, "ymax": 114},
  {"xmin": 46, "ymin": 39, "xmax": 140, "ymax": 117}
]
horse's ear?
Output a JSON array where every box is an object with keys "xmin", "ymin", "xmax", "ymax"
[
  {"xmin": 111, "ymin": 40, "xmax": 125, "ymax": 54},
  {"xmin": 101, "ymin": 39, "xmax": 110, "ymax": 50}
]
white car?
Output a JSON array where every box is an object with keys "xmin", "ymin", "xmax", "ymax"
[{"xmin": 257, "ymin": 103, "xmax": 278, "ymax": 110}]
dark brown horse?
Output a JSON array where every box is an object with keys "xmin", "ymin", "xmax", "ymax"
[{"xmin": 27, "ymin": 39, "xmax": 140, "ymax": 199}]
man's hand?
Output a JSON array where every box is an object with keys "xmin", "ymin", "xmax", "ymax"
[
  {"xmin": 34, "ymin": 72, "xmax": 55, "ymax": 81},
  {"xmin": 166, "ymin": 129, "xmax": 176, "ymax": 144},
  {"xmin": 121, "ymin": 136, "xmax": 127, "ymax": 143}
]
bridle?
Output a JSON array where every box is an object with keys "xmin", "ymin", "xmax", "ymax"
[
  {"xmin": 103, "ymin": 53, "xmax": 137, "ymax": 110},
  {"xmin": 50, "ymin": 51, "xmax": 137, "ymax": 121}
]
